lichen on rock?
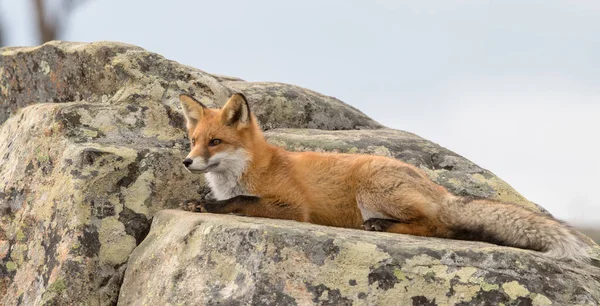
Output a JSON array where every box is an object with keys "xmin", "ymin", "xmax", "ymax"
[
  {"xmin": 119, "ymin": 211, "xmax": 600, "ymax": 306},
  {"xmin": 1, "ymin": 41, "xmax": 598, "ymax": 305}
]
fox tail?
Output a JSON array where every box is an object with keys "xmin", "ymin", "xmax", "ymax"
[{"xmin": 441, "ymin": 196, "xmax": 592, "ymax": 262}]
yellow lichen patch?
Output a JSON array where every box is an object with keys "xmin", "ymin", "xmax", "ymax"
[
  {"xmin": 140, "ymin": 106, "xmax": 183, "ymax": 141},
  {"xmin": 369, "ymin": 146, "xmax": 392, "ymax": 157},
  {"xmin": 6, "ymin": 261, "xmax": 17, "ymax": 272},
  {"xmin": 447, "ymin": 177, "xmax": 462, "ymax": 187},
  {"xmin": 36, "ymin": 152, "xmax": 50, "ymax": 163},
  {"xmin": 455, "ymin": 267, "xmax": 478, "ymax": 282},
  {"xmin": 532, "ymin": 293, "xmax": 553, "ymax": 306},
  {"xmin": 471, "ymin": 174, "xmax": 535, "ymax": 210},
  {"xmin": 15, "ymin": 229, "xmax": 26, "ymax": 242},
  {"xmin": 111, "ymin": 53, "xmax": 146, "ymax": 80},
  {"xmin": 47, "ymin": 278, "xmax": 66, "ymax": 294},
  {"xmin": 122, "ymin": 170, "xmax": 154, "ymax": 216},
  {"xmin": 211, "ymin": 251, "xmax": 241, "ymax": 283},
  {"xmin": 10, "ymin": 244, "xmax": 27, "ymax": 265},
  {"xmin": 98, "ymin": 217, "xmax": 137, "ymax": 266},
  {"xmin": 450, "ymin": 284, "xmax": 481, "ymax": 304},
  {"xmin": 40, "ymin": 60, "xmax": 51, "ymax": 75},
  {"xmin": 470, "ymin": 277, "xmax": 499, "ymax": 292},
  {"xmin": 407, "ymin": 264, "xmax": 450, "ymax": 280},
  {"xmin": 89, "ymin": 109, "xmax": 119, "ymax": 134},
  {"xmin": 75, "ymin": 107, "xmax": 94, "ymax": 123},
  {"xmin": 393, "ymin": 268, "xmax": 407, "ymax": 282},
  {"xmin": 320, "ymin": 240, "xmax": 391, "ymax": 288},
  {"xmin": 420, "ymin": 167, "xmax": 441, "ymax": 181},
  {"xmin": 403, "ymin": 254, "xmax": 442, "ymax": 271},
  {"xmin": 197, "ymin": 241, "xmax": 256, "ymax": 301},
  {"xmin": 395, "ymin": 257, "xmax": 509, "ymax": 305},
  {"xmin": 288, "ymin": 239, "xmax": 389, "ymax": 305},
  {"xmin": 502, "ymin": 281, "xmax": 530, "ymax": 300},
  {"xmin": 81, "ymin": 128, "xmax": 98, "ymax": 138},
  {"xmin": 0, "ymin": 67, "xmax": 7, "ymax": 96},
  {"xmin": 70, "ymin": 242, "xmax": 81, "ymax": 252},
  {"xmin": 347, "ymin": 147, "xmax": 359, "ymax": 154},
  {"xmin": 34, "ymin": 191, "xmax": 57, "ymax": 226},
  {"xmin": 41, "ymin": 278, "xmax": 68, "ymax": 305},
  {"xmin": 371, "ymin": 271, "xmax": 437, "ymax": 305},
  {"xmin": 148, "ymin": 80, "xmax": 169, "ymax": 99}
]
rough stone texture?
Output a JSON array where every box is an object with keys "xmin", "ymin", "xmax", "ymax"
[
  {"xmin": 225, "ymin": 81, "xmax": 381, "ymax": 130},
  {"xmin": 0, "ymin": 102, "xmax": 202, "ymax": 305},
  {"xmin": 0, "ymin": 41, "xmax": 598, "ymax": 305},
  {"xmin": 0, "ymin": 41, "xmax": 381, "ymax": 130},
  {"xmin": 120, "ymin": 210, "xmax": 600, "ymax": 306},
  {"xmin": 0, "ymin": 41, "xmax": 380, "ymax": 305}
]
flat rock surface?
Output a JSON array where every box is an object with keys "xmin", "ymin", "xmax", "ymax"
[{"xmin": 119, "ymin": 210, "xmax": 600, "ymax": 306}]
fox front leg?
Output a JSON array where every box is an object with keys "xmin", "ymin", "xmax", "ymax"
[
  {"xmin": 180, "ymin": 195, "xmax": 305, "ymax": 222},
  {"xmin": 181, "ymin": 195, "xmax": 259, "ymax": 214}
]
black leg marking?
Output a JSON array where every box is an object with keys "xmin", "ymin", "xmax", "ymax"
[{"xmin": 180, "ymin": 196, "xmax": 261, "ymax": 214}]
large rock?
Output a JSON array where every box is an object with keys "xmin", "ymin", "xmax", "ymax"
[
  {"xmin": 0, "ymin": 41, "xmax": 379, "ymax": 305},
  {"xmin": 0, "ymin": 41, "xmax": 598, "ymax": 305},
  {"xmin": 0, "ymin": 41, "xmax": 381, "ymax": 130},
  {"xmin": 0, "ymin": 102, "xmax": 201, "ymax": 305},
  {"xmin": 119, "ymin": 210, "xmax": 600, "ymax": 305},
  {"xmin": 225, "ymin": 81, "xmax": 381, "ymax": 130}
]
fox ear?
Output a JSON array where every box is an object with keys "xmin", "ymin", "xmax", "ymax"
[
  {"xmin": 179, "ymin": 93, "xmax": 207, "ymax": 131},
  {"xmin": 221, "ymin": 93, "xmax": 251, "ymax": 127}
]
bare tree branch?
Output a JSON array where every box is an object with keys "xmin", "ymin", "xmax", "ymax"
[
  {"xmin": 34, "ymin": 0, "xmax": 58, "ymax": 43},
  {"xmin": 33, "ymin": 0, "xmax": 90, "ymax": 44},
  {"xmin": 0, "ymin": 24, "xmax": 4, "ymax": 48},
  {"xmin": 0, "ymin": 9, "xmax": 5, "ymax": 47}
]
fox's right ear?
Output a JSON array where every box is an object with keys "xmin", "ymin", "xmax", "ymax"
[{"xmin": 179, "ymin": 93, "xmax": 207, "ymax": 131}]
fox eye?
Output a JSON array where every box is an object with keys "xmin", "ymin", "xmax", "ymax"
[
  {"xmin": 209, "ymin": 139, "xmax": 222, "ymax": 147},
  {"xmin": 190, "ymin": 138, "xmax": 196, "ymax": 146}
]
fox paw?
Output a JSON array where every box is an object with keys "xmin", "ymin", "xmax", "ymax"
[
  {"xmin": 362, "ymin": 218, "xmax": 396, "ymax": 232},
  {"xmin": 180, "ymin": 199, "xmax": 206, "ymax": 212},
  {"xmin": 180, "ymin": 199, "xmax": 223, "ymax": 213}
]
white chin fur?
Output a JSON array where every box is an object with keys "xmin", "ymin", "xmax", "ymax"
[{"xmin": 204, "ymin": 149, "xmax": 251, "ymax": 200}]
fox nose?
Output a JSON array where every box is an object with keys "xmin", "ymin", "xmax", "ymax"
[{"xmin": 182, "ymin": 158, "xmax": 193, "ymax": 168}]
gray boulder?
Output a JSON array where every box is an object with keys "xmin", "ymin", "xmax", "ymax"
[
  {"xmin": 0, "ymin": 41, "xmax": 597, "ymax": 305},
  {"xmin": 120, "ymin": 210, "xmax": 600, "ymax": 306}
]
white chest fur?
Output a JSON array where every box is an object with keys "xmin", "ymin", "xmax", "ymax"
[
  {"xmin": 205, "ymin": 171, "xmax": 249, "ymax": 200},
  {"xmin": 204, "ymin": 148, "xmax": 251, "ymax": 200}
]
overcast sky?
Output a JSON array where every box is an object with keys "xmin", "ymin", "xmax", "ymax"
[{"xmin": 1, "ymin": 0, "xmax": 599, "ymax": 226}]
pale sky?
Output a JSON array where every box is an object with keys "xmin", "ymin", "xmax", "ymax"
[{"xmin": 1, "ymin": 0, "xmax": 599, "ymax": 226}]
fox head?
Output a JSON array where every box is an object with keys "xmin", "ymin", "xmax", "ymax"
[{"xmin": 179, "ymin": 93, "xmax": 262, "ymax": 174}]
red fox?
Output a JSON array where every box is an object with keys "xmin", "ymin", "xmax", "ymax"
[{"xmin": 179, "ymin": 92, "xmax": 591, "ymax": 261}]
